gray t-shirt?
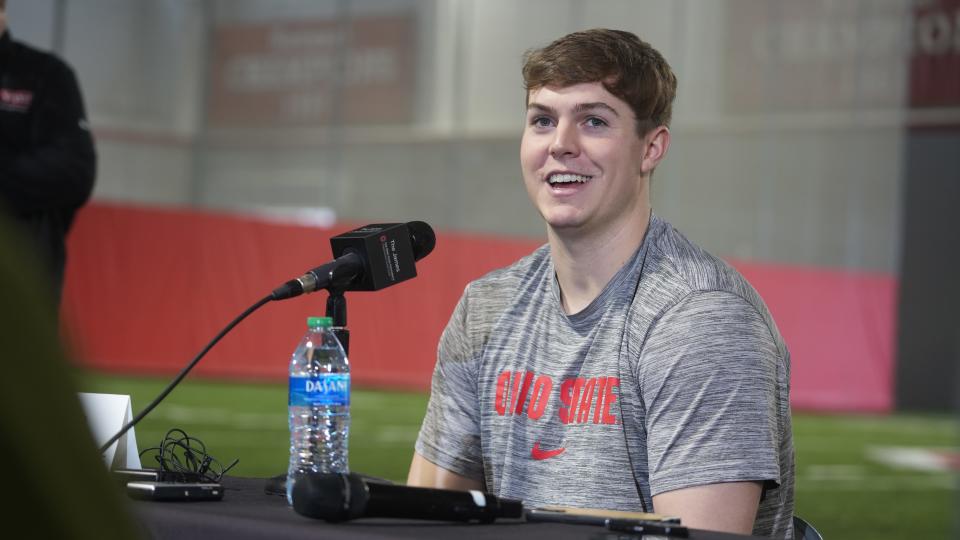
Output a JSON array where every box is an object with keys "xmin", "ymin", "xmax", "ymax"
[{"xmin": 415, "ymin": 214, "xmax": 794, "ymax": 537}]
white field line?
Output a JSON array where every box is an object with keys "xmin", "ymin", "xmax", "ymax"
[
  {"xmin": 796, "ymin": 474, "xmax": 956, "ymax": 491},
  {"xmin": 151, "ymin": 405, "xmax": 285, "ymax": 430},
  {"xmin": 798, "ymin": 462, "xmax": 957, "ymax": 492},
  {"xmin": 359, "ymin": 425, "xmax": 419, "ymax": 444},
  {"xmin": 866, "ymin": 446, "xmax": 960, "ymax": 472},
  {"xmin": 821, "ymin": 418, "xmax": 959, "ymax": 436},
  {"xmin": 141, "ymin": 404, "xmax": 419, "ymax": 444},
  {"xmin": 804, "ymin": 464, "xmax": 865, "ymax": 481},
  {"xmin": 136, "ymin": 430, "xmax": 284, "ymax": 449}
]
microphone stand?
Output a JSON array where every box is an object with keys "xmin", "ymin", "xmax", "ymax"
[{"xmin": 325, "ymin": 288, "xmax": 350, "ymax": 356}]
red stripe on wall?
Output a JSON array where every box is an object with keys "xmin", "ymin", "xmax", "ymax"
[
  {"xmin": 735, "ymin": 262, "xmax": 896, "ymax": 412},
  {"xmin": 61, "ymin": 202, "xmax": 537, "ymax": 389},
  {"xmin": 62, "ymin": 203, "xmax": 896, "ymax": 412}
]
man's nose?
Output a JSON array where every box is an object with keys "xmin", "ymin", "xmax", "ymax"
[{"xmin": 549, "ymin": 122, "xmax": 579, "ymax": 159}]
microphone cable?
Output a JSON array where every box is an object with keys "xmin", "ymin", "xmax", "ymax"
[
  {"xmin": 138, "ymin": 428, "xmax": 239, "ymax": 483},
  {"xmin": 98, "ymin": 293, "xmax": 273, "ymax": 454}
]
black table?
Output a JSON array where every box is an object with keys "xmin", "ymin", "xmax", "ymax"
[{"xmin": 135, "ymin": 477, "xmax": 760, "ymax": 540}]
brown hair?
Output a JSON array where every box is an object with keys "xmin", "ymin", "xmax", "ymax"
[{"xmin": 522, "ymin": 29, "xmax": 677, "ymax": 136}]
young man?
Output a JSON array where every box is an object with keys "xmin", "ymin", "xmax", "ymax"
[{"xmin": 408, "ymin": 29, "xmax": 794, "ymax": 537}]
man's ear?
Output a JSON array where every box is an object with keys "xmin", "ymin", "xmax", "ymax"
[{"xmin": 640, "ymin": 126, "xmax": 671, "ymax": 175}]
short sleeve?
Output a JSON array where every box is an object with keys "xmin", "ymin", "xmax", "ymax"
[
  {"xmin": 639, "ymin": 291, "xmax": 783, "ymax": 497},
  {"xmin": 414, "ymin": 287, "xmax": 484, "ymax": 480}
]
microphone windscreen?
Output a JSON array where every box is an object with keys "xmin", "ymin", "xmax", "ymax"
[
  {"xmin": 406, "ymin": 221, "xmax": 436, "ymax": 261},
  {"xmin": 291, "ymin": 473, "xmax": 367, "ymax": 522}
]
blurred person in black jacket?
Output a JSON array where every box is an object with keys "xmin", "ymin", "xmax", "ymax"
[{"xmin": 0, "ymin": 0, "xmax": 96, "ymax": 306}]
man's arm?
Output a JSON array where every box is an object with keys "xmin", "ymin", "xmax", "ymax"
[
  {"xmin": 407, "ymin": 451, "xmax": 483, "ymax": 490},
  {"xmin": 653, "ymin": 481, "xmax": 762, "ymax": 534},
  {"xmin": 410, "ymin": 289, "xmax": 486, "ymax": 489},
  {"xmin": 639, "ymin": 291, "xmax": 787, "ymax": 535}
]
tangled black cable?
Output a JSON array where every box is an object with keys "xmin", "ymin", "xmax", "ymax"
[{"xmin": 139, "ymin": 428, "xmax": 239, "ymax": 483}]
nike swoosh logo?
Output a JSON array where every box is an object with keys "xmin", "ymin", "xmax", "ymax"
[{"xmin": 531, "ymin": 441, "xmax": 565, "ymax": 460}]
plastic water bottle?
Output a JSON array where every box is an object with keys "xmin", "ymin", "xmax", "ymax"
[{"xmin": 287, "ymin": 316, "xmax": 350, "ymax": 505}]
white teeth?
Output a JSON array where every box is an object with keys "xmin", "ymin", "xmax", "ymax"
[{"xmin": 548, "ymin": 173, "xmax": 592, "ymax": 184}]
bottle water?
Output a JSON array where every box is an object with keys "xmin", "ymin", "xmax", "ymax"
[{"xmin": 287, "ymin": 316, "xmax": 350, "ymax": 505}]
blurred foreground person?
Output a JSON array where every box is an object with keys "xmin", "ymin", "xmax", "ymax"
[
  {"xmin": 0, "ymin": 214, "xmax": 141, "ymax": 539},
  {"xmin": 408, "ymin": 29, "xmax": 794, "ymax": 537},
  {"xmin": 0, "ymin": 0, "xmax": 96, "ymax": 306}
]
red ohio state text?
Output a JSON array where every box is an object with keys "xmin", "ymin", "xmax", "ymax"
[{"xmin": 493, "ymin": 370, "xmax": 620, "ymax": 425}]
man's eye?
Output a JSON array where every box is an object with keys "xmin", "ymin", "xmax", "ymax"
[
  {"xmin": 585, "ymin": 117, "xmax": 608, "ymax": 128},
  {"xmin": 530, "ymin": 116, "xmax": 554, "ymax": 128}
]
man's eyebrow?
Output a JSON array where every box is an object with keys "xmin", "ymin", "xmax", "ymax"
[
  {"xmin": 525, "ymin": 102, "xmax": 620, "ymax": 117},
  {"xmin": 526, "ymin": 103, "xmax": 557, "ymax": 115},
  {"xmin": 573, "ymin": 102, "xmax": 620, "ymax": 116}
]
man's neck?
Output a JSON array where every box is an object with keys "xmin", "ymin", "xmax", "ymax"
[{"xmin": 548, "ymin": 207, "xmax": 651, "ymax": 315}]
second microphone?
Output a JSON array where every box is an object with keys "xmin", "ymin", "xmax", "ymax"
[{"xmin": 292, "ymin": 472, "xmax": 523, "ymax": 523}]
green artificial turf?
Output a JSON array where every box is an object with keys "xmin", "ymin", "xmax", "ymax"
[
  {"xmin": 77, "ymin": 371, "xmax": 428, "ymax": 483},
  {"xmin": 792, "ymin": 413, "xmax": 958, "ymax": 539},
  {"xmin": 77, "ymin": 371, "xmax": 957, "ymax": 539}
]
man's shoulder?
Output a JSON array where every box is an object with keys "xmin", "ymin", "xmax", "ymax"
[
  {"xmin": 638, "ymin": 216, "xmax": 789, "ymax": 367},
  {"xmin": 646, "ymin": 216, "xmax": 756, "ymax": 301},
  {"xmin": 443, "ymin": 244, "xmax": 551, "ymax": 351},
  {"xmin": 640, "ymin": 216, "xmax": 777, "ymax": 332},
  {"xmin": 6, "ymin": 34, "xmax": 73, "ymax": 77},
  {"xmin": 463, "ymin": 243, "xmax": 551, "ymax": 303}
]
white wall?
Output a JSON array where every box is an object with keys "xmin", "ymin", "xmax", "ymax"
[
  {"xmin": 6, "ymin": 0, "xmax": 57, "ymax": 49},
  {"xmin": 8, "ymin": 0, "xmax": 929, "ymax": 272},
  {"xmin": 9, "ymin": 0, "xmax": 207, "ymax": 204}
]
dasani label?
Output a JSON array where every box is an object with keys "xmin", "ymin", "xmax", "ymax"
[{"xmin": 289, "ymin": 374, "xmax": 350, "ymax": 406}]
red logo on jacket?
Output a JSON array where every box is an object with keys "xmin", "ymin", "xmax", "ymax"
[{"xmin": 0, "ymin": 88, "xmax": 34, "ymax": 112}]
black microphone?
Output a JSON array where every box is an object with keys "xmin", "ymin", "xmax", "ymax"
[
  {"xmin": 272, "ymin": 221, "xmax": 435, "ymax": 300},
  {"xmin": 291, "ymin": 472, "xmax": 523, "ymax": 523}
]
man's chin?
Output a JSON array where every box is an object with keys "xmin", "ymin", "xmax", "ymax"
[
  {"xmin": 543, "ymin": 216, "xmax": 591, "ymax": 235},
  {"xmin": 537, "ymin": 201, "xmax": 585, "ymax": 225}
]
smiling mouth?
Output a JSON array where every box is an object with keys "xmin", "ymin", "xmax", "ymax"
[{"xmin": 547, "ymin": 173, "xmax": 593, "ymax": 186}]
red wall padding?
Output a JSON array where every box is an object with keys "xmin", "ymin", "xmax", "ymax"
[{"xmin": 62, "ymin": 203, "xmax": 896, "ymax": 412}]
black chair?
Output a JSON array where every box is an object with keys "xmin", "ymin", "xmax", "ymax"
[{"xmin": 793, "ymin": 516, "xmax": 824, "ymax": 540}]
